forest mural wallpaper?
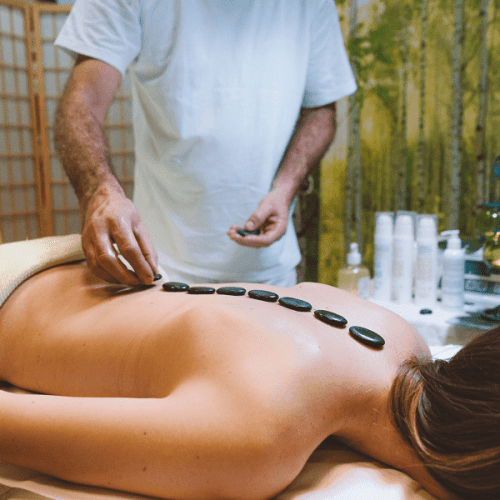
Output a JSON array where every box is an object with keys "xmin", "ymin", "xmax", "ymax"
[{"xmin": 320, "ymin": 0, "xmax": 500, "ymax": 285}]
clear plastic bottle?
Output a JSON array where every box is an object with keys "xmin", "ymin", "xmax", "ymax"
[{"xmin": 338, "ymin": 242, "xmax": 370, "ymax": 298}]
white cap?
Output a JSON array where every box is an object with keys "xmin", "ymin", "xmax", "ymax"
[
  {"xmin": 417, "ymin": 216, "xmax": 437, "ymax": 241},
  {"xmin": 375, "ymin": 213, "xmax": 393, "ymax": 238},
  {"xmin": 394, "ymin": 214, "xmax": 414, "ymax": 239},
  {"xmin": 347, "ymin": 242, "xmax": 362, "ymax": 265}
]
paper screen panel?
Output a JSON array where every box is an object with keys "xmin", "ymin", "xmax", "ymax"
[
  {"xmin": 0, "ymin": 0, "xmax": 38, "ymax": 243},
  {"xmin": 35, "ymin": 3, "xmax": 134, "ymax": 237}
]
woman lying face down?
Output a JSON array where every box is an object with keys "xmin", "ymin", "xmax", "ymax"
[{"xmin": 0, "ymin": 260, "xmax": 498, "ymax": 500}]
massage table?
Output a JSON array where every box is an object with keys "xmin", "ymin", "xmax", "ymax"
[{"xmin": 0, "ymin": 236, "xmax": 460, "ymax": 500}]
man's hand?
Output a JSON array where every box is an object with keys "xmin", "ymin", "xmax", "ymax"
[
  {"xmin": 228, "ymin": 103, "xmax": 336, "ymax": 250},
  {"xmin": 54, "ymin": 55, "xmax": 158, "ymax": 285},
  {"xmin": 82, "ymin": 184, "xmax": 159, "ymax": 285},
  {"xmin": 228, "ymin": 189, "xmax": 290, "ymax": 248}
]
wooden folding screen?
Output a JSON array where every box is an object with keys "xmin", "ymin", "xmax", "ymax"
[
  {"xmin": 0, "ymin": 0, "xmax": 39, "ymax": 243},
  {"xmin": 0, "ymin": 0, "xmax": 133, "ymax": 243}
]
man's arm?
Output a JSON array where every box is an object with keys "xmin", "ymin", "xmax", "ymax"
[
  {"xmin": 54, "ymin": 55, "xmax": 158, "ymax": 285},
  {"xmin": 228, "ymin": 102, "xmax": 337, "ymax": 248}
]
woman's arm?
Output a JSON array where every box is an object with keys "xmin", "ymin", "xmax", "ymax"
[{"xmin": 0, "ymin": 379, "xmax": 289, "ymax": 500}]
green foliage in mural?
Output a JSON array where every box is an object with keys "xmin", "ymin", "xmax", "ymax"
[{"xmin": 319, "ymin": 0, "xmax": 500, "ymax": 285}]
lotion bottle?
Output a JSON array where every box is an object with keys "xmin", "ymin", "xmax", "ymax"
[
  {"xmin": 392, "ymin": 214, "xmax": 414, "ymax": 303},
  {"xmin": 373, "ymin": 212, "xmax": 393, "ymax": 302},
  {"xmin": 414, "ymin": 216, "xmax": 438, "ymax": 307},
  {"xmin": 441, "ymin": 230, "xmax": 465, "ymax": 310},
  {"xmin": 338, "ymin": 242, "xmax": 370, "ymax": 298}
]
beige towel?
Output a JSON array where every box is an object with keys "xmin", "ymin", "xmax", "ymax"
[{"xmin": 0, "ymin": 234, "xmax": 85, "ymax": 308}]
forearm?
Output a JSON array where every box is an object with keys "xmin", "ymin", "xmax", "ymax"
[
  {"xmin": 0, "ymin": 385, "xmax": 271, "ymax": 500},
  {"xmin": 54, "ymin": 92, "xmax": 123, "ymax": 213},
  {"xmin": 273, "ymin": 103, "xmax": 336, "ymax": 203},
  {"xmin": 53, "ymin": 58, "xmax": 157, "ymax": 284},
  {"xmin": 0, "ymin": 390, "xmax": 167, "ymax": 496}
]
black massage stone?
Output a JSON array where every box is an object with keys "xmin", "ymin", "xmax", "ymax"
[
  {"xmin": 420, "ymin": 308, "xmax": 433, "ymax": 315},
  {"xmin": 237, "ymin": 229, "xmax": 260, "ymax": 237},
  {"xmin": 248, "ymin": 289, "xmax": 279, "ymax": 302},
  {"xmin": 162, "ymin": 282, "xmax": 190, "ymax": 292},
  {"xmin": 187, "ymin": 286, "xmax": 216, "ymax": 294},
  {"xmin": 154, "ymin": 274, "xmax": 163, "ymax": 281},
  {"xmin": 217, "ymin": 286, "xmax": 247, "ymax": 296},
  {"xmin": 314, "ymin": 310, "xmax": 348, "ymax": 327},
  {"xmin": 278, "ymin": 297, "xmax": 312, "ymax": 312},
  {"xmin": 349, "ymin": 326, "xmax": 385, "ymax": 349}
]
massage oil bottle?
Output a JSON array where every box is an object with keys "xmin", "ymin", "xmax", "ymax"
[{"xmin": 338, "ymin": 242, "xmax": 370, "ymax": 298}]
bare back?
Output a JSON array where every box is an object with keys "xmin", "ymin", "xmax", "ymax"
[
  {"xmin": 0, "ymin": 262, "xmax": 447, "ymax": 500},
  {"xmin": 0, "ymin": 261, "xmax": 427, "ymax": 396}
]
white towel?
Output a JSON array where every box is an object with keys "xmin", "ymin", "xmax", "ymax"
[{"xmin": 0, "ymin": 234, "xmax": 84, "ymax": 308}]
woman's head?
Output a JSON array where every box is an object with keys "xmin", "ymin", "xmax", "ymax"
[{"xmin": 390, "ymin": 326, "xmax": 500, "ymax": 499}]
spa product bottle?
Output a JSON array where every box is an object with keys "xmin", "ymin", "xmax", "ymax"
[
  {"xmin": 338, "ymin": 242, "xmax": 370, "ymax": 298},
  {"xmin": 441, "ymin": 230, "xmax": 465, "ymax": 310},
  {"xmin": 414, "ymin": 216, "xmax": 438, "ymax": 307},
  {"xmin": 373, "ymin": 212, "xmax": 393, "ymax": 302},
  {"xmin": 392, "ymin": 214, "xmax": 414, "ymax": 304}
]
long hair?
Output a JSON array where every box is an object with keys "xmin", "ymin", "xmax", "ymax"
[{"xmin": 389, "ymin": 326, "xmax": 500, "ymax": 499}]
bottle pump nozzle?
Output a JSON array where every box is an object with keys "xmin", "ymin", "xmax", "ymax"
[{"xmin": 347, "ymin": 242, "xmax": 362, "ymax": 265}]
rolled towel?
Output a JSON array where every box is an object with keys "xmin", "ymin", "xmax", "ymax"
[{"xmin": 0, "ymin": 234, "xmax": 84, "ymax": 308}]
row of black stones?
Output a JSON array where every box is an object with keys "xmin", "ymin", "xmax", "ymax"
[{"xmin": 162, "ymin": 282, "xmax": 385, "ymax": 349}]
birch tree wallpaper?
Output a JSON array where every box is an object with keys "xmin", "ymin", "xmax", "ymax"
[{"xmin": 320, "ymin": 0, "xmax": 500, "ymax": 285}]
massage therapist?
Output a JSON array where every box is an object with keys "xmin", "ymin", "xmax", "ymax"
[{"xmin": 54, "ymin": 0, "xmax": 356, "ymax": 287}]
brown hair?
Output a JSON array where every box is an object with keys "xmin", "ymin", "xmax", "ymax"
[{"xmin": 390, "ymin": 326, "xmax": 500, "ymax": 499}]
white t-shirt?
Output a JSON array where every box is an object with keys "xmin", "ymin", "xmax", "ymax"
[{"xmin": 56, "ymin": 0, "xmax": 357, "ymax": 281}]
